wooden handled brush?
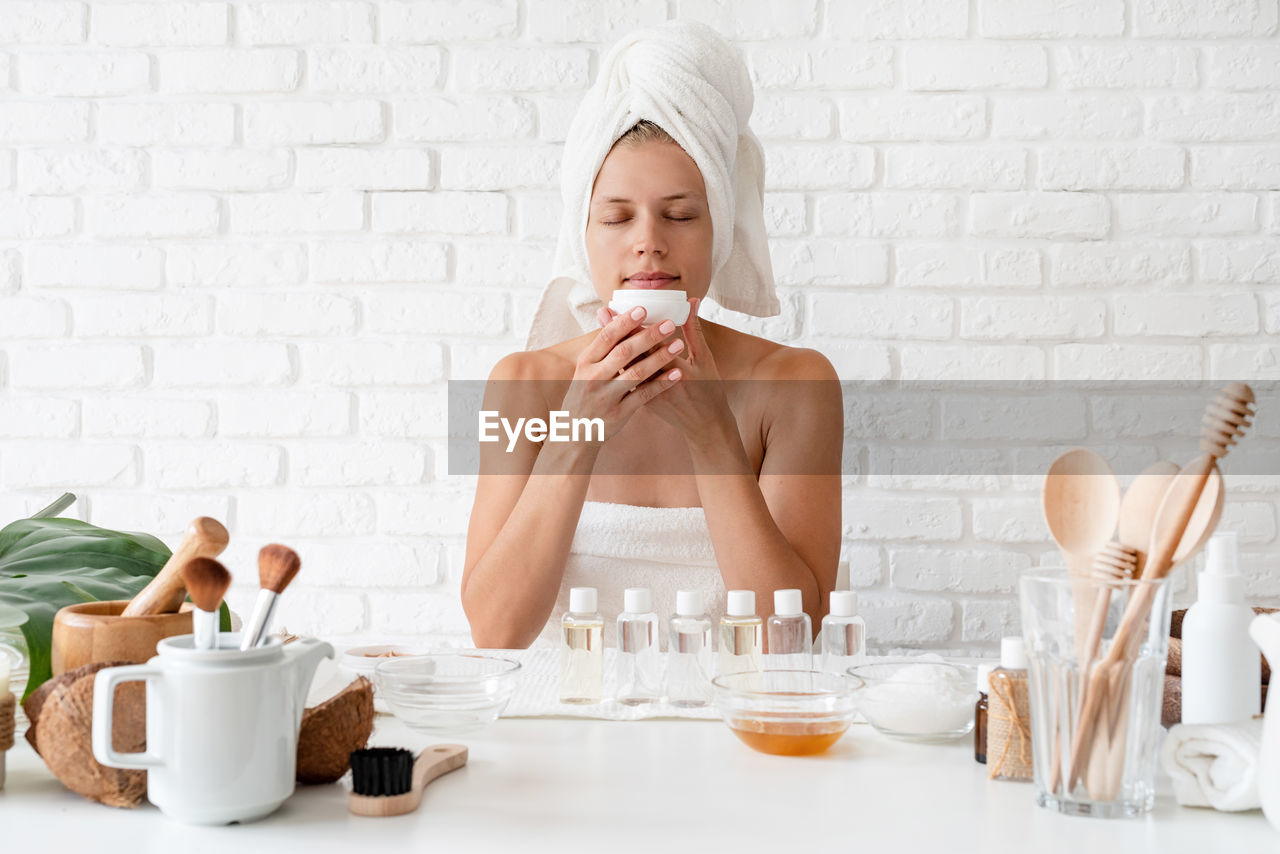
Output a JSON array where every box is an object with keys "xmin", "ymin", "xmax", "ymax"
[
  {"xmin": 181, "ymin": 557, "xmax": 232, "ymax": 650},
  {"xmin": 122, "ymin": 517, "xmax": 230, "ymax": 616},
  {"xmin": 240, "ymin": 544, "xmax": 301, "ymax": 650},
  {"xmin": 1066, "ymin": 383, "xmax": 1254, "ymax": 796},
  {"xmin": 348, "ymin": 745, "xmax": 468, "ymax": 817}
]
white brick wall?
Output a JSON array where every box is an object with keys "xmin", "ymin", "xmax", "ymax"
[{"xmin": 1, "ymin": 0, "xmax": 1278, "ymax": 656}]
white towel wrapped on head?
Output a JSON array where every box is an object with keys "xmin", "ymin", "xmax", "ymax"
[
  {"xmin": 1160, "ymin": 717, "xmax": 1265, "ymax": 811},
  {"xmin": 527, "ymin": 20, "xmax": 778, "ymax": 350}
]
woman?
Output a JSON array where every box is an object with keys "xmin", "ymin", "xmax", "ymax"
[{"xmin": 461, "ymin": 23, "xmax": 842, "ymax": 649}]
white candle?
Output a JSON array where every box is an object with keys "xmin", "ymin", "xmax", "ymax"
[{"xmin": 0, "ymin": 656, "xmax": 9, "ymax": 697}]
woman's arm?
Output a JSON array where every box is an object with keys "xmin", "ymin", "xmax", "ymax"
[
  {"xmin": 689, "ymin": 348, "xmax": 842, "ymax": 639},
  {"xmin": 461, "ymin": 313, "xmax": 685, "ymax": 648}
]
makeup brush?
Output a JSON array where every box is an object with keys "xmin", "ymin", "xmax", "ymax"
[
  {"xmin": 240, "ymin": 544, "xmax": 301, "ymax": 650},
  {"xmin": 181, "ymin": 557, "xmax": 232, "ymax": 650}
]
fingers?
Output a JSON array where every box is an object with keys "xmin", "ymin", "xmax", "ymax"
[
  {"xmin": 596, "ymin": 306, "xmax": 617, "ymax": 327},
  {"xmin": 598, "ymin": 318, "xmax": 681, "ymax": 379},
  {"xmin": 610, "ymin": 331, "xmax": 684, "ymax": 391},
  {"xmin": 578, "ymin": 306, "xmax": 647, "ymax": 367},
  {"xmin": 620, "ymin": 365, "xmax": 684, "ymax": 414}
]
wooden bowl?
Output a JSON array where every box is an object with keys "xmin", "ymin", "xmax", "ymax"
[{"xmin": 51, "ymin": 600, "xmax": 194, "ymax": 676}]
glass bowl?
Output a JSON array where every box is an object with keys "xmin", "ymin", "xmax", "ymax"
[
  {"xmin": 375, "ymin": 652, "xmax": 521, "ymax": 735},
  {"xmin": 848, "ymin": 660, "xmax": 978, "ymax": 743},
  {"xmin": 711, "ymin": 669, "xmax": 860, "ymax": 756}
]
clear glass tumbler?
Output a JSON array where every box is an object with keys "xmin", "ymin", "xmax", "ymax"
[{"xmin": 1019, "ymin": 570, "xmax": 1173, "ymax": 818}]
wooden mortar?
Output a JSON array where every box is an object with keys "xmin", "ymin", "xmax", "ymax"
[{"xmin": 52, "ymin": 600, "xmax": 194, "ymax": 676}]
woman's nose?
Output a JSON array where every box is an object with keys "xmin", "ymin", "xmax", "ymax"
[{"xmin": 632, "ymin": 216, "xmax": 666, "ymax": 255}]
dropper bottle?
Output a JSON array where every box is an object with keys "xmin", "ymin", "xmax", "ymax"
[
  {"xmin": 820, "ymin": 590, "xmax": 867, "ymax": 675},
  {"xmin": 665, "ymin": 590, "xmax": 713, "ymax": 707},
  {"xmin": 559, "ymin": 587, "xmax": 603, "ymax": 704},
  {"xmin": 718, "ymin": 589, "xmax": 762, "ymax": 676},
  {"xmin": 616, "ymin": 587, "xmax": 661, "ymax": 705},
  {"xmin": 766, "ymin": 589, "xmax": 812, "ymax": 670}
]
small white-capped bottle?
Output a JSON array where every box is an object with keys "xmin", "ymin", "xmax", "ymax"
[
  {"xmin": 766, "ymin": 589, "xmax": 812, "ymax": 670},
  {"xmin": 1182, "ymin": 532, "xmax": 1261, "ymax": 724},
  {"xmin": 616, "ymin": 587, "xmax": 661, "ymax": 705},
  {"xmin": 560, "ymin": 587, "xmax": 604, "ymax": 704},
  {"xmin": 820, "ymin": 590, "xmax": 867, "ymax": 675},
  {"xmin": 718, "ymin": 589, "xmax": 763, "ymax": 677},
  {"xmin": 665, "ymin": 590, "xmax": 713, "ymax": 707}
]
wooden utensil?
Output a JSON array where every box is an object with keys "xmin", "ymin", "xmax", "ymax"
[
  {"xmin": 1117, "ymin": 461, "xmax": 1181, "ymax": 577},
  {"xmin": 51, "ymin": 601, "xmax": 193, "ymax": 676},
  {"xmin": 121, "ymin": 517, "xmax": 230, "ymax": 617},
  {"xmin": 1069, "ymin": 541, "xmax": 1139, "ymax": 795},
  {"xmin": 348, "ymin": 744, "xmax": 468, "ymax": 817},
  {"xmin": 1042, "ymin": 448, "xmax": 1122, "ymax": 579},
  {"xmin": 1067, "ymin": 383, "xmax": 1254, "ymax": 797},
  {"xmin": 1042, "ymin": 448, "xmax": 1122, "ymax": 678}
]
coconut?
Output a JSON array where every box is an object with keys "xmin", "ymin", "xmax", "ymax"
[
  {"xmin": 295, "ymin": 676, "xmax": 374, "ymax": 784},
  {"xmin": 22, "ymin": 660, "xmax": 147, "ymax": 808}
]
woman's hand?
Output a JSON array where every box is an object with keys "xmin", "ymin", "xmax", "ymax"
[
  {"xmin": 597, "ymin": 298, "xmax": 737, "ymax": 449},
  {"xmin": 561, "ymin": 306, "xmax": 685, "ymax": 441}
]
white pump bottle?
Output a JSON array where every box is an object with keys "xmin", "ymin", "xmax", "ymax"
[{"xmin": 1181, "ymin": 532, "xmax": 1261, "ymax": 725}]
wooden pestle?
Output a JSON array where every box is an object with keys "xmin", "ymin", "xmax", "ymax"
[
  {"xmin": 1065, "ymin": 383, "xmax": 1253, "ymax": 797},
  {"xmin": 121, "ymin": 517, "xmax": 230, "ymax": 616}
]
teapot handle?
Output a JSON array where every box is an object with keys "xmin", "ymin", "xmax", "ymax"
[{"xmin": 92, "ymin": 664, "xmax": 164, "ymax": 770}]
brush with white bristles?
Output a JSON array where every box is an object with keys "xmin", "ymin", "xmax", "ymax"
[
  {"xmin": 240, "ymin": 544, "xmax": 301, "ymax": 650},
  {"xmin": 182, "ymin": 557, "xmax": 232, "ymax": 650}
]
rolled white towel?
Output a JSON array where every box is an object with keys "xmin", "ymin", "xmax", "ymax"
[{"xmin": 1160, "ymin": 718, "xmax": 1265, "ymax": 811}]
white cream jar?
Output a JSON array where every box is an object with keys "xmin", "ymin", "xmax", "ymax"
[{"xmin": 608, "ymin": 289, "xmax": 691, "ymax": 327}]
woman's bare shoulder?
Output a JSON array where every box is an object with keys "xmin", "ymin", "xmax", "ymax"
[
  {"xmin": 710, "ymin": 323, "xmax": 837, "ymax": 383},
  {"xmin": 754, "ymin": 343, "xmax": 839, "ymax": 382},
  {"xmin": 488, "ymin": 333, "xmax": 594, "ymax": 382}
]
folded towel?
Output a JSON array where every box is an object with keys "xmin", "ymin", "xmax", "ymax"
[
  {"xmin": 527, "ymin": 20, "xmax": 778, "ymax": 350},
  {"xmin": 1160, "ymin": 718, "xmax": 1265, "ymax": 811}
]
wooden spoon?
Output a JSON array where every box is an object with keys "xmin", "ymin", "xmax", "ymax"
[
  {"xmin": 1117, "ymin": 461, "xmax": 1181, "ymax": 577},
  {"xmin": 1042, "ymin": 448, "xmax": 1121, "ymax": 578}
]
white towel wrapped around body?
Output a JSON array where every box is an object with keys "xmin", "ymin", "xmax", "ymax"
[
  {"xmin": 527, "ymin": 20, "xmax": 778, "ymax": 350},
  {"xmin": 1160, "ymin": 718, "xmax": 1265, "ymax": 811},
  {"xmin": 535, "ymin": 500, "xmax": 724, "ymax": 648}
]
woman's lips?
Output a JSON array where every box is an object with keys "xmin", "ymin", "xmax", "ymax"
[{"xmin": 624, "ymin": 276, "xmax": 678, "ymax": 289}]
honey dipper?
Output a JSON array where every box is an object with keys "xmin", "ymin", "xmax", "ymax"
[
  {"xmin": 1064, "ymin": 541, "xmax": 1138, "ymax": 794},
  {"xmin": 1067, "ymin": 383, "xmax": 1254, "ymax": 796}
]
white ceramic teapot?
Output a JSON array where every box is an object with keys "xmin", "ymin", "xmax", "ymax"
[
  {"xmin": 92, "ymin": 633, "xmax": 333, "ymax": 825},
  {"xmin": 1249, "ymin": 613, "xmax": 1280, "ymax": 832}
]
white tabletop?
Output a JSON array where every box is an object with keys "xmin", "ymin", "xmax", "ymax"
[{"xmin": 3, "ymin": 714, "xmax": 1273, "ymax": 853}]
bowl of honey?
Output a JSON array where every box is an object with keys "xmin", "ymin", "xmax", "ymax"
[{"xmin": 711, "ymin": 670, "xmax": 860, "ymax": 756}]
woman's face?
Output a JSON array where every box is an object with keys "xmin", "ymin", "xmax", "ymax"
[{"xmin": 585, "ymin": 140, "xmax": 713, "ymax": 304}]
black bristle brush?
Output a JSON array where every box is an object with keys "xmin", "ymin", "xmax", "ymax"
[{"xmin": 348, "ymin": 744, "xmax": 468, "ymax": 817}]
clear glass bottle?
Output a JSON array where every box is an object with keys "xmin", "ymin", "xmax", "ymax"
[
  {"xmin": 989, "ymin": 637, "xmax": 1032, "ymax": 781},
  {"xmin": 766, "ymin": 588, "xmax": 812, "ymax": 670},
  {"xmin": 820, "ymin": 590, "xmax": 867, "ymax": 675},
  {"xmin": 718, "ymin": 589, "xmax": 763, "ymax": 677},
  {"xmin": 666, "ymin": 590, "xmax": 713, "ymax": 707},
  {"xmin": 616, "ymin": 587, "xmax": 661, "ymax": 705},
  {"xmin": 559, "ymin": 587, "xmax": 603, "ymax": 704}
]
